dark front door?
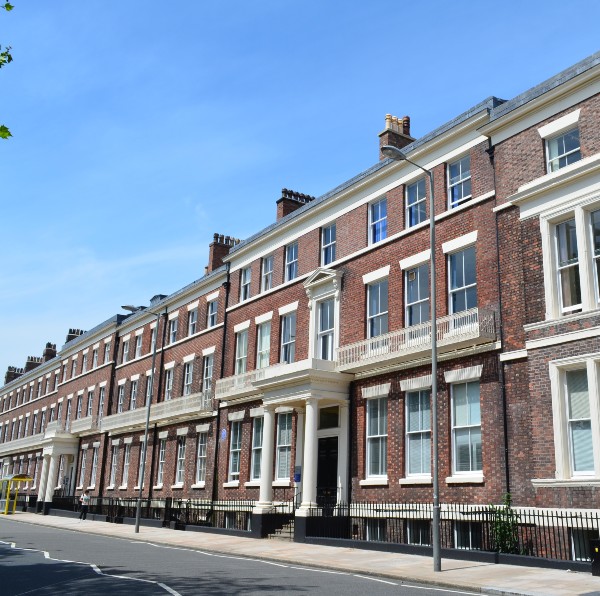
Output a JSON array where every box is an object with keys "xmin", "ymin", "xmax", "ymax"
[{"xmin": 317, "ymin": 436, "xmax": 338, "ymax": 509}]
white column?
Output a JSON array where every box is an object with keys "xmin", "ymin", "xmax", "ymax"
[
  {"xmin": 338, "ymin": 402, "xmax": 349, "ymax": 504},
  {"xmin": 37, "ymin": 455, "xmax": 50, "ymax": 502},
  {"xmin": 255, "ymin": 405, "xmax": 275, "ymax": 512},
  {"xmin": 300, "ymin": 397, "xmax": 318, "ymax": 510},
  {"xmin": 294, "ymin": 407, "xmax": 305, "ymax": 505},
  {"xmin": 44, "ymin": 454, "xmax": 60, "ymax": 503}
]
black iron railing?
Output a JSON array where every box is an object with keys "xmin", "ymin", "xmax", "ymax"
[
  {"xmin": 168, "ymin": 498, "xmax": 255, "ymax": 531},
  {"xmin": 304, "ymin": 501, "xmax": 600, "ymax": 562}
]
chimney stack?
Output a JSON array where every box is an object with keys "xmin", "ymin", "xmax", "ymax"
[
  {"xmin": 207, "ymin": 233, "xmax": 240, "ymax": 273},
  {"xmin": 4, "ymin": 366, "xmax": 24, "ymax": 385},
  {"xmin": 379, "ymin": 114, "xmax": 414, "ymax": 160},
  {"xmin": 24, "ymin": 356, "xmax": 43, "ymax": 373},
  {"xmin": 276, "ymin": 188, "xmax": 316, "ymax": 221},
  {"xmin": 65, "ymin": 328, "xmax": 85, "ymax": 344},
  {"xmin": 43, "ymin": 342, "xmax": 57, "ymax": 362}
]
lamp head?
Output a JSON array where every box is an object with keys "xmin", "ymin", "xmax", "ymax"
[{"xmin": 381, "ymin": 144, "xmax": 407, "ymax": 161}]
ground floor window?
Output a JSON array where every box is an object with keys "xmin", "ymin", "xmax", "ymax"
[
  {"xmin": 455, "ymin": 521, "xmax": 483, "ymax": 550},
  {"xmin": 406, "ymin": 519, "xmax": 431, "ymax": 546},
  {"xmin": 572, "ymin": 527, "xmax": 599, "ymax": 561}
]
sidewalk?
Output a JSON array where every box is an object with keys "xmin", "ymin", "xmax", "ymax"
[{"xmin": 3, "ymin": 512, "xmax": 600, "ymax": 596}]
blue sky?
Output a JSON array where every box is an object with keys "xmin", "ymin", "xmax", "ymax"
[{"xmin": 1, "ymin": 1, "xmax": 599, "ymax": 375}]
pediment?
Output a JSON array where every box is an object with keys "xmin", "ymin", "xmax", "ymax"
[{"xmin": 303, "ymin": 267, "xmax": 342, "ymax": 294}]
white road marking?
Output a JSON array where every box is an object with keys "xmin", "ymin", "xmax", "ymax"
[
  {"xmin": 401, "ymin": 584, "xmax": 479, "ymax": 595},
  {"xmin": 289, "ymin": 566, "xmax": 348, "ymax": 575},
  {"xmin": 353, "ymin": 574, "xmax": 398, "ymax": 585},
  {"xmin": 0, "ymin": 540, "xmax": 182, "ymax": 596}
]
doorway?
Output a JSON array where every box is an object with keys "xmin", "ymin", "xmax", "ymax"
[{"xmin": 317, "ymin": 436, "xmax": 338, "ymax": 509}]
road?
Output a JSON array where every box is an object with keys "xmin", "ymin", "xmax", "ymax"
[{"xmin": 0, "ymin": 518, "xmax": 480, "ymax": 595}]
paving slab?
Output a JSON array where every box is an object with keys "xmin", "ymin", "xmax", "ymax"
[{"xmin": 2, "ymin": 512, "xmax": 599, "ymax": 596}]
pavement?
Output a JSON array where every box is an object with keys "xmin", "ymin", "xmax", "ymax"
[{"xmin": 1, "ymin": 512, "xmax": 600, "ymax": 596}]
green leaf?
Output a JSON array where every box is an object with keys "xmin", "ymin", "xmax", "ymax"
[
  {"xmin": 0, "ymin": 125, "xmax": 12, "ymax": 139},
  {"xmin": 3, "ymin": 3, "xmax": 14, "ymax": 11}
]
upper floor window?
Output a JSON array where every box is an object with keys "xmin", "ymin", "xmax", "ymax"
[
  {"xmin": 256, "ymin": 322, "xmax": 271, "ymax": 369},
  {"xmin": 281, "ymin": 313, "xmax": 296, "ymax": 364},
  {"xmin": 168, "ymin": 319, "xmax": 178, "ymax": 344},
  {"xmin": 87, "ymin": 390, "xmax": 94, "ymax": 417},
  {"xmin": 406, "ymin": 178, "xmax": 426, "ymax": 227},
  {"xmin": 229, "ymin": 421, "xmax": 242, "ymax": 482},
  {"xmin": 369, "ymin": 198, "xmax": 387, "ymax": 244},
  {"xmin": 322, "ymin": 224, "xmax": 336, "ymax": 266},
  {"xmin": 135, "ymin": 334, "xmax": 143, "ymax": 358},
  {"xmin": 240, "ymin": 267, "xmax": 252, "ymax": 301},
  {"xmin": 406, "ymin": 264, "xmax": 429, "ymax": 326},
  {"xmin": 156, "ymin": 439, "xmax": 166, "ymax": 486},
  {"xmin": 556, "ymin": 217, "xmax": 581, "ymax": 314},
  {"xmin": 122, "ymin": 340, "xmax": 129, "ymax": 363},
  {"xmin": 188, "ymin": 309, "xmax": 198, "ymax": 336},
  {"xmin": 104, "ymin": 342, "xmax": 111, "ymax": 364},
  {"xmin": 207, "ymin": 300, "xmax": 218, "ymax": 328},
  {"xmin": 317, "ymin": 299, "xmax": 335, "ymax": 360},
  {"xmin": 117, "ymin": 386, "xmax": 125, "ymax": 413},
  {"xmin": 276, "ymin": 412, "xmax": 292, "ymax": 480},
  {"xmin": 406, "ymin": 390, "xmax": 431, "ymax": 476},
  {"xmin": 130, "ymin": 382, "xmax": 137, "ymax": 410},
  {"xmin": 565, "ymin": 369, "xmax": 593, "ymax": 474},
  {"xmin": 183, "ymin": 362, "xmax": 194, "ymax": 396},
  {"xmin": 196, "ymin": 432, "xmax": 208, "ymax": 484},
  {"xmin": 547, "ymin": 128, "xmax": 581, "ymax": 172},
  {"xmin": 367, "ymin": 280, "xmax": 388, "ymax": 338},
  {"xmin": 71, "ymin": 360, "xmax": 78, "ymax": 378},
  {"xmin": 261, "ymin": 256, "xmax": 274, "ymax": 292},
  {"xmin": 449, "ymin": 246, "xmax": 477, "ymax": 314},
  {"xmin": 285, "ymin": 243, "xmax": 298, "ymax": 281},
  {"xmin": 448, "ymin": 155, "xmax": 471, "ymax": 208},
  {"xmin": 164, "ymin": 369, "xmax": 174, "ymax": 401},
  {"xmin": 175, "ymin": 437, "xmax": 186, "ymax": 485},
  {"xmin": 82, "ymin": 354, "xmax": 88, "ymax": 373},
  {"xmin": 235, "ymin": 330, "xmax": 248, "ymax": 375},
  {"xmin": 251, "ymin": 417, "xmax": 263, "ymax": 481},
  {"xmin": 203, "ymin": 354, "xmax": 214, "ymax": 393},
  {"xmin": 92, "ymin": 349, "xmax": 98, "ymax": 369}
]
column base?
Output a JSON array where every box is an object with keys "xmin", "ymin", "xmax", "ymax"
[
  {"xmin": 252, "ymin": 503, "xmax": 274, "ymax": 515},
  {"xmin": 296, "ymin": 503, "xmax": 317, "ymax": 516}
]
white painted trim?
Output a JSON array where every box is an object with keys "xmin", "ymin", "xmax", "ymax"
[
  {"xmin": 183, "ymin": 353, "xmax": 195, "ymax": 363},
  {"xmin": 250, "ymin": 407, "xmax": 264, "ymax": 418},
  {"xmin": 361, "ymin": 383, "xmax": 391, "ymax": 399},
  {"xmin": 446, "ymin": 475, "xmax": 484, "ymax": 484},
  {"xmin": 168, "ymin": 310, "xmax": 179, "ymax": 320},
  {"xmin": 150, "ymin": 321, "xmax": 157, "ymax": 330},
  {"xmin": 92, "ymin": 441, "xmax": 100, "ymax": 447},
  {"xmin": 202, "ymin": 346, "xmax": 216, "ymax": 356},
  {"xmin": 196, "ymin": 423, "xmax": 210, "ymax": 433},
  {"xmin": 135, "ymin": 328, "xmax": 144, "ymax": 336},
  {"xmin": 191, "ymin": 482, "xmax": 206, "ymax": 489},
  {"xmin": 272, "ymin": 480, "xmax": 291, "ymax": 487},
  {"xmin": 82, "ymin": 348, "xmax": 89, "ymax": 355},
  {"xmin": 187, "ymin": 300, "xmax": 199, "ymax": 311},
  {"xmin": 158, "ymin": 430, "xmax": 168, "ymax": 439},
  {"xmin": 278, "ymin": 301, "xmax": 299, "ymax": 316},
  {"xmin": 223, "ymin": 481, "xmax": 239, "ymax": 488},
  {"xmin": 400, "ymin": 375, "xmax": 432, "ymax": 391},
  {"xmin": 206, "ymin": 290, "xmax": 220, "ymax": 303},
  {"xmin": 537, "ymin": 109, "xmax": 580, "ymax": 139},
  {"xmin": 399, "ymin": 249, "xmax": 431, "ymax": 271},
  {"xmin": 255, "ymin": 311, "xmax": 273, "ymax": 325},
  {"xmin": 104, "ymin": 337, "xmax": 111, "ymax": 343},
  {"xmin": 244, "ymin": 481, "xmax": 261, "ymax": 488},
  {"xmin": 111, "ymin": 438, "xmax": 121, "ymax": 446},
  {"xmin": 444, "ymin": 365, "xmax": 483, "ymax": 383},
  {"xmin": 398, "ymin": 476, "xmax": 432, "ymax": 486},
  {"xmin": 99, "ymin": 381, "xmax": 107, "ymax": 387},
  {"xmin": 77, "ymin": 389, "xmax": 84, "ymax": 395},
  {"xmin": 123, "ymin": 437, "xmax": 133, "ymax": 444},
  {"xmin": 228, "ymin": 411, "xmax": 245, "ymax": 421},
  {"xmin": 92, "ymin": 343, "xmax": 100, "ymax": 350},
  {"xmin": 499, "ymin": 349, "xmax": 528, "ymax": 362},
  {"xmin": 176, "ymin": 427, "xmax": 188, "ymax": 436},
  {"xmin": 362, "ymin": 265, "xmax": 390, "ymax": 285},
  {"xmin": 526, "ymin": 326, "xmax": 600, "ymax": 350},
  {"xmin": 87, "ymin": 385, "xmax": 96, "ymax": 391},
  {"xmin": 130, "ymin": 374, "xmax": 140, "ymax": 381},
  {"xmin": 275, "ymin": 406, "xmax": 293, "ymax": 413},
  {"xmin": 233, "ymin": 320, "xmax": 250, "ymax": 333},
  {"xmin": 164, "ymin": 360, "xmax": 176, "ymax": 370},
  {"xmin": 442, "ymin": 230, "xmax": 478, "ymax": 254},
  {"xmin": 359, "ymin": 477, "xmax": 389, "ymax": 486},
  {"xmin": 117, "ymin": 378, "xmax": 126, "ymax": 386},
  {"xmin": 121, "ymin": 334, "xmax": 131, "ymax": 342}
]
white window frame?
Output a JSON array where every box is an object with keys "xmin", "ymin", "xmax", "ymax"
[
  {"xmin": 405, "ymin": 263, "xmax": 430, "ymax": 327},
  {"xmin": 104, "ymin": 342, "xmax": 111, "ymax": 363},
  {"xmin": 317, "ymin": 298, "xmax": 335, "ymax": 360},
  {"xmin": 122, "ymin": 340, "xmax": 129, "ymax": 364},
  {"xmin": 406, "ymin": 390, "xmax": 431, "ymax": 477},
  {"xmin": 168, "ymin": 318, "xmax": 178, "ymax": 344},
  {"xmin": 188, "ymin": 308, "xmax": 198, "ymax": 336},
  {"xmin": 86, "ymin": 390, "xmax": 94, "ymax": 417},
  {"xmin": 406, "ymin": 178, "xmax": 426, "ymax": 227},
  {"xmin": 451, "ymin": 381, "xmax": 482, "ymax": 475},
  {"xmin": 195, "ymin": 432, "xmax": 207, "ymax": 484},
  {"xmin": 276, "ymin": 412, "xmax": 292, "ymax": 480},
  {"xmin": 203, "ymin": 354, "xmax": 214, "ymax": 393},
  {"xmin": 90, "ymin": 447, "xmax": 98, "ymax": 488},
  {"xmin": 207, "ymin": 300, "xmax": 218, "ymax": 328},
  {"xmin": 256, "ymin": 322, "xmax": 271, "ymax": 369},
  {"xmin": 448, "ymin": 155, "xmax": 471, "ymax": 208},
  {"xmin": 109, "ymin": 445, "xmax": 119, "ymax": 487},
  {"xmin": 228, "ymin": 421, "xmax": 242, "ymax": 482},
  {"xmin": 235, "ymin": 330, "xmax": 248, "ymax": 375},
  {"xmin": 122, "ymin": 444, "xmax": 131, "ymax": 487},
  {"xmin": 369, "ymin": 198, "xmax": 387, "ymax": 244},
  {"xmin": 92, "ymin": 349, "xmax": 98, "ymax": 369},
  {"xmin": 240, "ymin": 266, "xmax": 252, "ymax": 301},
  {"xmin": 117, "ymin": 386, "xmax": 125, "ymax": 413},
  {"xmin": 79, "ymin": 449, "xmax": 87, "ymax": 487},
  {"xmin": 251, "ymin": 417, "xmax": 263, "ymax": 481},
  {"xmin": 135, "ymin": 334, "xmax": 143, "ymax": 358},
  {"xmin": 130, "ymin": 380, "xmax": 138, "ymax": 410},
  {"xmin": 366, "ymin": 396, "xmax": 387, "ymax": 478},
  {"xmin": 175, "ymin": 436, "xmax": 186, "ymax": 485},
  {"xmin": 156, "ymin": 439, "xmax": 166, "ymax": 486},
  {"xmin": 367, "ymin": 279, "xmax": 388, "ymax": 339},
  {"xmin": 183, "ymin": 362, "xmax": 194, "ymax": 396},
  {"xmin": 448, "ymin": 246, "xmax": 477, "ymax": 314},
  {"xmin": 280, "ymin": 312, "xmax": 296, "ymax": 364},
  {"xmin": 321, "ymin": 223, "xmax": 336, "ymax": 266},
  {"xmin": 82, "ymin": 353, "xmax": 88, "ymax": 373},
  {"xmin": 285, "ymin": 242, "xmax": 299, "ymax": 281},
  {"xmin": 546, "ymin": 128, "xmax": 581, "ymax": 173},
  {"xmin": 164, "ymin": 369, "xmax": 173, "ymax": 401},
  {"xmin": 261, "ymin": 255, "xmax": 274, "ymax": 292},
  {"xmin": 98, "ymin": 387, "xmax": 105, "ymax": 419}
]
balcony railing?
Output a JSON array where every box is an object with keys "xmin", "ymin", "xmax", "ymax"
[
  {"xmin": 337, "ymin": 308, "xmax": 496, "ymax": 373},
  {"xmin": 100, "ymin": 408, "xmax": 147, "ymax": 433},
  {"xmin": 70, "ymin": 415, "xmax": 100, "ymax": 434},
  {"xmin": 215, "ymin": 368, "xmax": 265, "ymax": 399}
]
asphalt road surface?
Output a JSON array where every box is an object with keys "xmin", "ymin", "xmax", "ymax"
[{"xmin": 0, "ymin": 518, "xmax": 479, "ymax": 595}]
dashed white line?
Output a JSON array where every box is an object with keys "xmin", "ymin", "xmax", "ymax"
[{"xmin": 401, "ymin": 584, "xmax": 479, "ymax": 595}]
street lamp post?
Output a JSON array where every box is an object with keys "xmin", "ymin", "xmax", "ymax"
[
  {"xmin": 121, "ymin": 305, "xmax": 164, "ymax": 534},
  {"xmin": 381, "ymin": 145, "xmax": 441, "ymax": 572}
]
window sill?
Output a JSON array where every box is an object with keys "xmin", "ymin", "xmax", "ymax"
[
  {"xmin": 76, "ymin": 485, "xmax": 84, "ymax": 491},
  {"xmin": 531, "ymin": 477, "xmax": 600, "ymax": 488},
  {"xmin": 244, "ymin": 481, "xmax": 261, "ymax": 488},
  {"xmin": 272, "ymin": 480, "xmax": 291, "ymax": 487},
  {"xmin": 106, "ymin": 485, "xmax": 115, "ymax": 490},
  {"xmin": 171, "ymin": 483, "xmax": 184, "ymax": 489},
  {"xmin": 191, "ymin": 482, "xmax": 206, "ymax": 489},
  {"xmin": 153, "ymin": 484, "xmax": 163, "ymax": 490},
  {"xmin": 223, "ymin": 480, "xmax": 239, "ymax": 488},
  {"xmin": 398, "ymin": 476, "xmax": 432, "ymax": 486},
  {"xmin": 118, "ymin": 485, "xmax": 128, "ymax": 490},
  {"xmin": 446, "ymin": 475, "xmax": 484, "ymax": 484},
  {"xmin": 359, "ymin": 477, "xmax": 388, "ymax": 487}
]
